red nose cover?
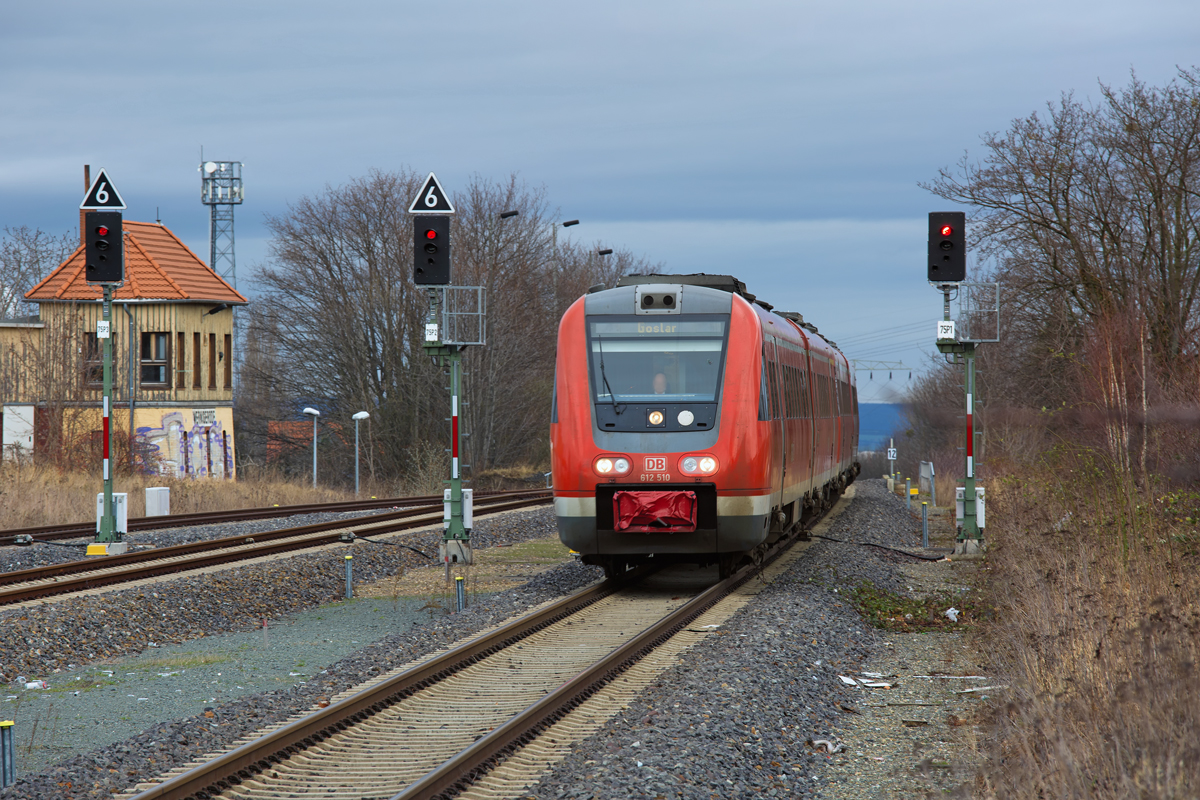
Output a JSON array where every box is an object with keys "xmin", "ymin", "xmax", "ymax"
[{"xmin": 613, "ymin": 490, "xmax": 698, "ymax": 532}]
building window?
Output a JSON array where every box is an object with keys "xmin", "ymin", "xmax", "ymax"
[
  {"xmin": 84, "ymin": 333, "xmax": 117, "ymax": 386},
  {"xmin": 176, "ymin": 332, "xmax": 186, "ymax": 385},
  {"xmin": 223, "ymin": 334, "xmax": 232, "ymax": 389},
  {"xmin": 140, "ymin": 332, "xmax": 171, "ymax": 388},
  {"xmin": 208, "ymin": 333, "xmax": 217, "ymax": 389},
  {"xmin": 193, "ymin": 332, "xmax": 201, "ymax": 389}
]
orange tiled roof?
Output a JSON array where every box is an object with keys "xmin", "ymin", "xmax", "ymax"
[{"xmin": 25, "ymin": 221, "xmax": 248, "ymax": 305}]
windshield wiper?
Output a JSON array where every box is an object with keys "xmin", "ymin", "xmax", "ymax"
[{"xmin": 596, "ymin": 335, "xmax": 624, "ymax": 415}]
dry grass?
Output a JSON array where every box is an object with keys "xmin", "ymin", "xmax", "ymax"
[
  {"xmin": 0, "ymin": 462, "xmax": 357, "ymax": 528},
  {"xmin": 976, "ymin": 447, "xmax": 1200, "ymax": 797}
]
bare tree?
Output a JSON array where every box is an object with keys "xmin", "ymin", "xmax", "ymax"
[
  {"xmin": 243, "ymin": 169, "xmax": 656, "ymax": 487},
  {"xmin": 1, "ymin": 226, "xmax": 73, "ymax": 319},
  {"xmin": 924, "ymin": 67, "xmax": 1200, "ymax": 385}
]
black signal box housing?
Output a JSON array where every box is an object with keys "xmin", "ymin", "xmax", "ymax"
[
  {"xmin": 414, "ymin": 215, "xmax": 451, "ymax": 285},
  {"xmin": 85, "ymin": 211, "xmax": 124, "ymax": 285},
  {"xmin": 928, "ymin": 211, "xmax": 966, "ymax": 283}
]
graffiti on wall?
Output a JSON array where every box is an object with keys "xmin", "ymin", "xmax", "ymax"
[{"xmin": 136, "ymin": 409, "xmax": 234, "ymax": 479}]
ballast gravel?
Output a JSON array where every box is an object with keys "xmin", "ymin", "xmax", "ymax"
[
  {"xmin": 0, "ymin": 480, "xmax": 926, "ymax": 800},
  {"xmin": 526, "ymin": 479, "xmax": 923, "ymax": 800}
]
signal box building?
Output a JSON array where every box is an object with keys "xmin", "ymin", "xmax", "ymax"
[{"xmin": 0, "ymin": 220, "xmax": 247, "ymax": 478}]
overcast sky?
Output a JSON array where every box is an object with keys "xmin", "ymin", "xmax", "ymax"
[{"xmin": 4, "ymin": 1, "xmax": 1197, "ymax": 402}]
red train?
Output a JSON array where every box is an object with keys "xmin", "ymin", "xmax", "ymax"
[{"xmin": 551, "ymin": 274, "xmax": 860, "ymax": 578}]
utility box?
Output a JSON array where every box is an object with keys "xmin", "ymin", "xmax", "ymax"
[
  {"xmin": 919, "ymin": 461, "xmax": 935, "ymax": 493},
  {"xmin": 443, "ymin": 488, "xmax": 474, "ymax": 530},
  {"xmin": 1, "ymin": 404, "xmax": 35, "ymax": 460},
  {"xmin": 145, "ymin": 487, "xmax": 170, "ymax": 517},
  {"xmin": 955, "ymin": 487, "xmax": 986, "ymax": 530},
  {"xmin": 96, "ymin": 493, "xmax": 129, "ymax": 534}
]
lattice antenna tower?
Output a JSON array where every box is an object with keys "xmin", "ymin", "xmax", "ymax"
[{"xmin": 199, "ymin": 160, "xmax": 243, "ymax": 287}]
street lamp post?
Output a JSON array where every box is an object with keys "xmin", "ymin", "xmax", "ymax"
[
  {"xmin": 352, "ymin": 411, "xmax": 369, "ymax": 496},
  {"xmin": 302, "ymin": 407, "xmax": 320, "ymax": 488},
  {"xmin": 552, "ymin": 219, "xmax": 580, "ymax": 312}
]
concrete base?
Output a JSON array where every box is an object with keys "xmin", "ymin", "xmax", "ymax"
[
  {"xmin": 439, "ymin": 539, "xmax": 473, "ymax": 566},
  {"xmin": 86, "ymin": 541, "xmax": 129, "ymax": 556},
  {"xmin": 952, "ymin": 538, "xmax": 986, "ymax": 558}
]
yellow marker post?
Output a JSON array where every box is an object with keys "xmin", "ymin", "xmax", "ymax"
[
  {"xmin": 344, "ymin": 554, "xmax": 353, "ymax": 600},
  {"xmin": 922, "ymin": 502, "xmax": 930, "ymax": 548},
  {"xmin": 1, "ymin": 719, "xmax": 14, "ymax": 788},
  {"xmin": 455, "ymin": 575, "xmax": 466, "ymax": 612}
]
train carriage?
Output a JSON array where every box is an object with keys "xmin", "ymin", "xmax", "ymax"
[{"xmin": 551, "ymin": 274, "xmax": 859, "ymax": 577}]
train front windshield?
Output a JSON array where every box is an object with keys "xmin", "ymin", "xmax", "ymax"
[{"xmin": 587, "ymin": 316, "xmax": 729, "ymax": 403}]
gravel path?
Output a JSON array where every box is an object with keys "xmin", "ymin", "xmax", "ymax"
[{"xmin": 0, "ymin": 480, "xmax": 955, "ymax": 800}]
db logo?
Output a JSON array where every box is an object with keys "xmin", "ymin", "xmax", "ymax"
[{"xmin": 644, "ymin": 457, "xmax": 667, "ymax": 471}]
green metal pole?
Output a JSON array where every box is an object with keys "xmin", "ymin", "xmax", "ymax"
[
  {"xmin": 423, "ymin": 287, "xmax": 472, "ymax": 575},
  {"xmin": 98, "ymin": 286, "xmax": 116, "ymax": 542},
  {"xmin": 935, "ymin": 285, "xmax": 983, "ymax": 555},
  {"xmin": 448, "ymin": 346, "xmax": 465, "ymax": 542},
  {"xmin": 960, "ymin": 343, "xmax": 981, "ymax": 546}
]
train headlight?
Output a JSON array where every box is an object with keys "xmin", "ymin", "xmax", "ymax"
[
  {"xmin": 593, "ymin": 455, "xmax": 632, "ymax": 476},
  {"xmin": 678, "ymin": 454, "xmax": 719, "ymax": 476},
  {"xmin": 647, "ymin": 410, "xmax": 665, "ymax": 427}
]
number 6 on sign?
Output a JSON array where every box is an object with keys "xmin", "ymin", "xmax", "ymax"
[{"xmin": 408, "ymin": 173, "xmax": 455, "ymax": 214}]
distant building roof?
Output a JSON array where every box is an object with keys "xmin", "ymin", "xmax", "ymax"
[{"xmin": 24, "ymin": 221, "xmax": 248, "ymax": 305}]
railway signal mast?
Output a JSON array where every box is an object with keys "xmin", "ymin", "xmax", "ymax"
[
  {"xmin": 928, "ymin": 212, "xmax": 998, "ymax": 555},
  {"xmin": 81, "ymin": 169, "xmax": 128, "ymax": 554},
  {"xmin": 410, "ymin": 174, "xmax": 486, "ymax": 583}
]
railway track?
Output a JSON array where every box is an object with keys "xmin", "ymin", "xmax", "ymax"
[
  {"xmin": 120, "ymin": 489, "xmax": 850, "ymax": 800},
  {"xmin": 0, "ymin": 489, "xmax": 543, "ymax": 547},
  {"xmin": 0, "ymin": 490, "xmax": 550, "ymax": 607}
]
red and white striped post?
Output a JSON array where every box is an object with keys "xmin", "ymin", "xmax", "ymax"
[
  {"xmin": 959, "ymin": 343, "xmax": 981, "ymax": 548},
  {"xmin": 97, "ymin": 285, "xmax": 117, "ymax": 542}
]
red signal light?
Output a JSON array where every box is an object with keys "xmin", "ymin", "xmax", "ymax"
[
  {"xmin": 96, "ymin": 226, "xmax": 109, "ymax": 236},
  {"xmin": 940, "ymin": 225, "xmax": 953, "ymax": 237},
  {"xmin": 425, "ymin": 229, "xmax": 437, "ymax": 240}
]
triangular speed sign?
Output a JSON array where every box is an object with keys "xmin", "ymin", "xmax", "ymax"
[
  {"xmin": 80, "ymin": 169, "xmax": 127, "ymax": 210},
  {"xmin": 409, "ymin": 173, "xmax": 454, "ymax": 214}
]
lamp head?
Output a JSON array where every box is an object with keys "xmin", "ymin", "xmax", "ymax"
[
  {"xmin": 352, "ymin": 411, "xmax": 370, "ymax": 420},
  {"xmin": 302, "ymin": 407, "xmax": 320, "ymax": 417}
]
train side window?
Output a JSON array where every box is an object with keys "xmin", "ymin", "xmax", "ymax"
[
  {"xmin": 788, "ymin": 365, "xmax": 798, "ymax": 419},
  {"xmin": 768, "ymin": 360, "xmax": 780, "ymax": 420},
  {"xmin": 783, "ymin": 365, "xmax": 792, "ymax": 419},
  {"xmin": 758, "ymin": 349, "xmax": 769, "ymax": 421},
  {"xmin": 793, "ymin": 366, "xmax": 802, "ymax": 418},
  {"xmin": 798, "ymin": 369, "xmax": 808, "ymax": 419},
  {"xmin": 783, "ymin": 365, "xmax": 790, "ymax": 418}
]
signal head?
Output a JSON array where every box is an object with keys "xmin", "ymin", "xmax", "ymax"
[
  {"xmin": 413, "ymin": 215, "xmax": 451, "ymax": 285},
  {"xmin": 927, "ymin": 211, "xmax": 966, "ymax": 282}
]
